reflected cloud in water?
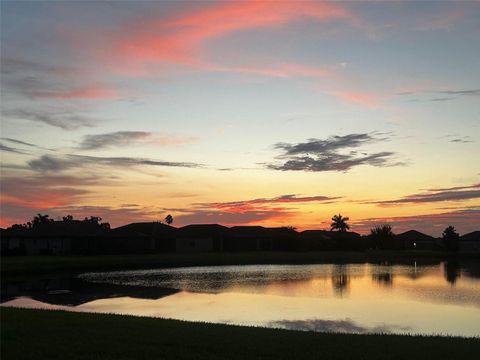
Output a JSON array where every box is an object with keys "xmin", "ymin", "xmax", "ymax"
[{"xmin": 271, "ymin": 318, "xmax": 411, "ymax": 334}]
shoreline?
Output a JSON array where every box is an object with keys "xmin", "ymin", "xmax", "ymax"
[
  {"xmin": 2, "ymin": 250, "xmax": 479, "ymax": 281},
  {"xmin": 2, "ymin": 250, "xmax": 480, "ymax": 281}
]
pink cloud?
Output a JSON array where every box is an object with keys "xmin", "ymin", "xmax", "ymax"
[
  {"xmin": 94, "ymin": 0, "xmax": 350, "ymax": 75},
  {"xmin": 148, "ymin": 134, "xmax": 199, "ymax": 146},
  {"xmin": 207, "ymin": 62, "xmax": 333, "ymax": 79},
  {"xmin": 31, "ymin": 85, "xmax": 117, "ymax": 100},
  {"xmin": 200, "ymin": 194, "xmax": 340, "ymax": 214},
  {"xmin": 173, "ymin": 209, "xmax": 295, "ymax": 227},
  {"xmin": 333, "ymin": 91, "xmax": 379, "ymax": 108}
]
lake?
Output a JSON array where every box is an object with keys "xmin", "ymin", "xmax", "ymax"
[{"xmin": 2, "ymin": 260, "xmax": 480, "ymax": 337}]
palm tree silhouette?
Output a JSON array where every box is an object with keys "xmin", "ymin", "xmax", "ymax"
[
  {"xmin": 330, "ymin": 214, "xmax": 350, "ymax": 232},
  {"xmin": 165, "ymin": 214, "xmax": 173, "ymax": 225}
]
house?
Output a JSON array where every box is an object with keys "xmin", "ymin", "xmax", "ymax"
[
  {"xmin": 460, "ymin": 231, "xmax": 480, "ymax": 252},
  {"xmin": 1, "ymin": 221, "xmax": 106, "ymax": 255},
  {"xmin": 396, "ymin": 230, "xmax": 437, "ymax": 250},
  {"xmin": 111, "ymin": 222, "xmax": 178, "ymax": 253},
  {"xmin": 176, "ymin": 224, "xmax": 229, "ymax": 252},
  {"xmin": 228, "ymin": 226, "xmax": 270, "ymax": 251},
  {"xmin": 299, "ymin": 230, "xmax": 336, "ymax": 251}
]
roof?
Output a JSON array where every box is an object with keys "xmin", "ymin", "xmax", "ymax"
[
  {"xmin": 230, "ymin": 226, "xmax": 268, "ymax": 236},
  {"xmin": 179, "ymin": 224, "xmax": 229, "ymax": 237},
  {"xmin": 396, "ymin": 230, "xmax": 435, "ymax": 242},
  {"xmin": 326, "ymin": 231, "xmax": 361, "ymax": 239},
  {"xmin": 300, "ymin": 230, "xmax": 331, "ymax": 239},
  {"xmin": 181, "ymin": 224, "xmax": 229, "ymax": 230},
  {"xmin": 113, "ymin": 222, "xmax": 177, "ymax": 236},
  {"xmin": 300, "ymin": 230, "xmax": 360, "ymax": 240},
  {"xmin": 461, "ymin": 231, "xmax": 480, "ymax": 242}
]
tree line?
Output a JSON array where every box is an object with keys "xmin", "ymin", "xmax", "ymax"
[{"xmin": 7, "ymin": 212, "xmax": 462, "ymax": 251}]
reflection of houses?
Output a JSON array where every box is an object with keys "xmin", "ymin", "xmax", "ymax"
[
  {"xmin": 1, "ymin": 278, "xmax": 178, "ymax": 306},
  {"xmin": 395, "ymin": 230, "xmax": 438, "ymax": 250},
  {"xmin": 460, "ymin": 231, "xmax": 480, "ymax": 252}
]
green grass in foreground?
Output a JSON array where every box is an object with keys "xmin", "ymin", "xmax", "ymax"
[
  {"xmin": 2, "ymin": 308, "xmax": 479, "ymax": 360},
  {"xmin": 4, "ymin": 250, "xmax": 478, "ymax": 281}
]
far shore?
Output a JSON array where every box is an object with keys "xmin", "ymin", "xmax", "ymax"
[{"xmin": 2, "ymin": 250, "xmax": 479, "ymax": 281}]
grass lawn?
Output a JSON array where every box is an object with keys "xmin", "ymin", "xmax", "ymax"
[
  {"xmin": 3, "ymin": 250, "xmax": 478, "ymax": 281},
  {"xmin": 2, "ymin": 307, "xmax": 479, "ymax": 360}
]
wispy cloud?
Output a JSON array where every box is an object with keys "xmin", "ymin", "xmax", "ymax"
[
  {"xmin": 78, "ymin": 131, "xmax": 197, "ymax": 150},
  {"xmin": 0, "ymin": 143, "xmax": 27, "ymax": 154},
  {"xmin": 372, "ymin": 183, "xmax": 480, "ymax": 206},
  {"xmin": 30, "ymin": 85, "xmax": 117, "ymax": 100},
  {"xmin": 27, "ymin": 154, "xmax": 202, "ymax": 172},
  {"xmin": 79, "ymin": 131, "xmax": 151, "ymax": 150},
  {"xmin": 396, "ymin": 88, "xmax": 480, "ymax": 102},
  {"xmin": 437, "ymin": 89, "xmax": 480, "ymax": 96},
  {"xmin": 172, "ymin": 208, "xmax": 295, "ymax": 227},
  {"xmin": 1, "ymin": 56, "xmax": 116, "ymax": 101},
  {"xmin": 425, "ymin": 183, "xmax": 480, "ymax": 192},
  {"xmin": 2, "ymin": 109, "xmax": 96, "ymax": 130},
  {"xmin": 268, "ymin": 133, "xmax": 401, "ymax": 172},
  {"xmin": 1, "ymin": 137, "xmax": 55, "ymax": 151},
  {"xmin": 450, "ymin": 138, "xmax": 472, "ymax": 143},
  {"xmin": 198, "ymin": 194, "xmax": 340, "ymax": 213}
]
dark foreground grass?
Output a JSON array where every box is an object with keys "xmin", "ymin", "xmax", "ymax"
[
  {"xmin": 3, "ymin": 250, "xmax": 478, "ymax": 281},
  {"xmin": 2, "ymin": 308, "xmax": 479, "ymax": 360}
]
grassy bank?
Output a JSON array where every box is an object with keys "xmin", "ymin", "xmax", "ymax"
[
  {"xmin": 3, "ymin": 250, "xmax": 478, "ymax": 281},
  {"xmin": 2, "ymin": 308, "xmax": 479, "ymax": 360}
]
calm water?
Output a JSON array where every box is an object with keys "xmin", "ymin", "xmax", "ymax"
[{"xmin": 2, "ymin": 261, "xmax": 480, "ymax": 337}]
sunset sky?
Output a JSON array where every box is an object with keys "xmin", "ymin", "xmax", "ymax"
[{"xmin": 1, "ymin": 0, "xmax": 479, "ymax": 235}]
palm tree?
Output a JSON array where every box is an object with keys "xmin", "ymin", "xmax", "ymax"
[
  {"xmin": 370, "ymin": 224, "xmax": 394, "ymax": 249},
  {"xmin": 330, "ymin": 214, "xmax": 350, "ymax": 232},
  {"xmin": 165, "ymin": 214, "xmax": 173, "ymax": 225},
  {"xmin": 31, "ymin": 213, "xmax": 52, "ymax": 228}
]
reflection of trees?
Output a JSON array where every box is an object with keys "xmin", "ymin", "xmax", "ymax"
[
  {"xmin": 444, "ymin": 260, "xmax": 460, "ymax": 285},
  {"xmin": 331, "ymin": 265, "xmax": 350, "ymax": 296},
  {"xmin": 372, "ymin": 271, "xmax": 393, "ymax": 286}
]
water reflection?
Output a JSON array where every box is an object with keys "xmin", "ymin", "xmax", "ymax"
[
  {"xmin": 444, "ymin": 260, "xmax": 460, "ymax": 285},
  {"xmin": 331, "ymin": 264, "xmax": 351, "ymax": 296},
  {"xmin": 2, "ymin": 260, "xmax": 480, "ymax": 337},
  {"xmin": 1, "ymin": 278, "xmax": 178, "ymax": 306},
  {"xmin": 372, "ymin": 272, "xmax": 393, "ymax": 286},
  {"xmin": 270, "ymin": 318, "xmax": 411, "ymax": 334}
]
